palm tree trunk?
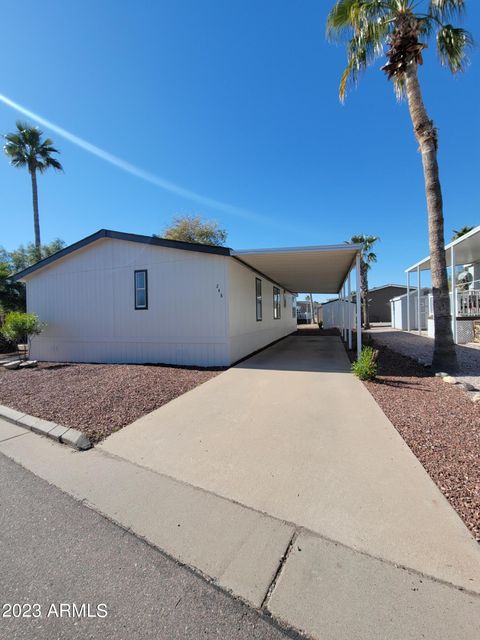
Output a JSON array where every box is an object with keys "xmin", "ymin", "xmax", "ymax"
[
  {"xmin": 404, "ymin": 64, "xmax": 457, "ymax": 371},
  {"xmin": 29, "ymin": 167, "xmax": 41, "ymax": 261},
  {"xmin": 361, "ymin": 261, "xmax": 370, "ymax": 329}
]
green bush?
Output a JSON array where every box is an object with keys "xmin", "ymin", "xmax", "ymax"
[
  {"xmin": 352, "ymin": 346, "xmax": 378, "ymax": 381},
  {"xmin": 1, "ymin": 311, "xmax": 44, "ymax": 358}
]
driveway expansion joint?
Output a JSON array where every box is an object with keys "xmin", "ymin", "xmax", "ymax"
[
  {"xmin": 96, "ymin": 446, "xmax": 480, "ymax": 598},
  {"xmin": 0, "ymin": 404, "xmax": 92, "ymax": 451},
  {"xmin": 261, "ymin": 530, "xmax": 299, "ymax": 609}
]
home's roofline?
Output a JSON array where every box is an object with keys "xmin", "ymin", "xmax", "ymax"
[
  {"xmin": 367, "ymin": 284, "xmax": 410, "ymax": 292},
  {"xmin": 12, "ymin": 229, "xmax": 231, "ymax": 281}
]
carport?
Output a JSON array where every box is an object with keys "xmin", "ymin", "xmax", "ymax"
[{"xmin": 232, "ymin": 242, "xmax": 363, "ymax": 355}]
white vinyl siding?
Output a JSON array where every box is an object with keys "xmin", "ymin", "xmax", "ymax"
[
  {"xmin": 228, "ymin": 260, "xmax": 296, "ymax": 363},
  {"xmin": 26, "ymin": 238, "xmax": 230, "ymax": 367}
]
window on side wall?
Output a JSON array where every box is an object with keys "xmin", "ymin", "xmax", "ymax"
[
  {"xmin": 134, "ymin": 270, "xmax": 148, "ymax": 310},
  {"xmin": 256, "ymin": 278, "xmax": 262, "ymax": 321},
  {"xmin": 273, "ymin": 286, "xmax": 281, "ymax": 319}
]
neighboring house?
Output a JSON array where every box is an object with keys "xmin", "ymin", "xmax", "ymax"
[
  {"xmin": 13, "ymin": 230, "xmax": 365, "ymax": 367},
  {"xmin": 296, "ymin": 299, "xmax": 322, "ymax": 324},
  {"xmin": 401, "ymin": 225, "xmax": 480, "ymax": 344},
  {"xmin": 352, "ymin": 284, "xmax": 410, "ymax": 323}
]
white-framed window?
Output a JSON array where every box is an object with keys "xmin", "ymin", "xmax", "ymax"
[
  {"xmin": 273, "ymin": 286, "xmax": 281, "ymax": 319},
  {"xmin": 134, "ymin": 270, "xmax": 148, "ymax": 310},
  {"xmin": 256, "ymin": 278, "xmax": 262, "ymax": 321}
]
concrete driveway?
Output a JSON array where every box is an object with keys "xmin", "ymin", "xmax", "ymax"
[{"xmin": 101, "ymin": 334, "xmax": 480, "ymax": 594}]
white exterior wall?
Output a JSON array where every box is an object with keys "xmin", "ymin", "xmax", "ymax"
[
  {"xmin": 227, "ymin": 259, "xmax": 297, "ymax": 363},
  {"xmin": 26, "ymin": 238, "xmax": 230, "ymax": 366}
]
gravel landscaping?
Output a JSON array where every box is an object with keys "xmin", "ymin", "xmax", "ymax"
[
  {"xmin": 0, "ymin": 362, "xmax": 221, "ymax": 443},
  {"xmin": 368, "ymin": 327, "xmax": 480, "ymax": 390},
  {"xmin": 363, "ymin": 345, "xmax": 480, "ymax": 542}
]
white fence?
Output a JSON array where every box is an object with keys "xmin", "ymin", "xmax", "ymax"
[{"xmin": 322, "ymin": 300, "xmax": 356, "ymax": 330}]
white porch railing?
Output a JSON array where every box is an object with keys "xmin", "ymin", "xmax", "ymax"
[{"xmin": 428, "ymin": 290, "xmax": 480, "ymax": 318}]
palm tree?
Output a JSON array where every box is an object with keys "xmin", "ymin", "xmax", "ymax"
[
  {"xmin": 4, "ymin": 121, "xmax": 63, "ymax": 260},
  {"xmin": 346, "ymin": 235, "xmax": 379, "ymax": 329},
  {"xmin": 452, "ymin": 226, "xmax": 474, "ymax": 240},
  {"xmin": 326, "ymin": 2, "xmax": 472, "ymax": 369}
]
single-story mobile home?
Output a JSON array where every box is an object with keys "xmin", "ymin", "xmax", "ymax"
[{"xmin": 13, "ymin": 229, "xmax": 363, "ymax": 366}]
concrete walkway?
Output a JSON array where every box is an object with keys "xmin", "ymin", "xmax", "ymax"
[
  {"xmin": 2, "ymin": 335, "xmax": 480, "ymax": 639},
  {"xmin": 101, "ymin": 335, "xmax": 480, "ymax": 593}
]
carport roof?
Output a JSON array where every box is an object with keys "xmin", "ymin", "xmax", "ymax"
[{"xmin": 232, "ymin": 244, "xmax": 362, "ymax": 294}]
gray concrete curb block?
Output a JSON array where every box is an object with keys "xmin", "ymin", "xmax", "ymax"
[{"xmin": 0, "ymin": 404, "xmax": 92, "ymax": 451}]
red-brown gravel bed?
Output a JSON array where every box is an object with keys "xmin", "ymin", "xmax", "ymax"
[
  {"xmin": 363, "ymin": 346, "xmax": 480, "ymax": 542},
  {"xmin": 0, "ymin": 362, "xmax": 221, "ymax": 443}
]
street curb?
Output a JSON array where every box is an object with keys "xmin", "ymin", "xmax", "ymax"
[{"xmin": 0, "ymin": 404, "xmax": 92, "ymax": 451}]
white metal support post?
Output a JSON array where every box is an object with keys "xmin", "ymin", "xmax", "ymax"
[
  {"xmin": 406, "ymin": 271, "xmax": 411, "ymax": 332},
  {"xmin": 451, "ymin": 245, "xmax": 457, "ymax": 343},
  {"xmin": 356, "ymin": 252, "xmax": 362, "ymax": 357},
  {"xmin": 417, "ymin": 266, "xmax": 421, "ymax": 335},
  {"xmin": 347, "ymin": 269, "xmax": 352, "ymax": 350},
  {"xmin": 341, "ymin": 283, "xmax": 345, "ymax": 341}
]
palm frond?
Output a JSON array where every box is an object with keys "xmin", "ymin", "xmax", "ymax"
[
  {"xmin": 437, "ymin": 25, "xmax": 473, "ymax": 72},
  {"xmin": 429, "ymin": 0, "xmax": 466, "ymax": 21}
]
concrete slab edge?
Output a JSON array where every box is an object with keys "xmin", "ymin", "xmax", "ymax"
[{"xmin": 0, "ymin": 404, "xmax": 92, "ymax": 451}]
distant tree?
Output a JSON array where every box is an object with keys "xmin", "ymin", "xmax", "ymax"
[
  {"xmin": 3, "ymin": 121, "xmax": 63, "ymax": 260},
  {"xmin": 305, "ymin": 293, "xmax": 315, "ymax": 324},
  {"xmin": 8, "ymin": 238, "xmax": 65, "ymax": 272},
  {"xmin": 0, "ymin": 239, "xmax": 65, "ymax": 315},
  {"xmin": 346, "ymin": 235, "xmax": 379, "ymax": 329},
  {"xmin": 158, "ymin": 215, "xmax": 228, "ymax": 246},
  {"xmin": 1, "ymin": 311, "xmax": 44, "ymax": 359},
  {"xmin": 0, "ymin": 262, "xmax": 25, "ymax": 315},
  {"xmin": 452, "ymin": 226, "xmax": 474, "ymax": 241}
]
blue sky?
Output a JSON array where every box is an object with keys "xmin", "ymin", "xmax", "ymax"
[{"xmin": 0, "ymin": 0, "xmax": 478, "ymax": 298}]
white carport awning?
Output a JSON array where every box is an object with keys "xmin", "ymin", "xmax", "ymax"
[
  {"xmin": 406, "ymin": 225, "xmax": 480, "ymax": 272},
  {"xmin": 231, "ymin": 244, "xmax": 362, "ymax": 293}
]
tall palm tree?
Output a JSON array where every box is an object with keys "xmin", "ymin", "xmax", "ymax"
[
  {"xmin": 326, "ymin": 1, "xmax": 472, "ymax": 369},
  {"xmin": 452, "ymin": 225, "xmax": 474, "ymax": 240},
  {"xmin": 347, "ymin": 234, "xmax": 379, "ymax": 329},
  {"xmin": 4, "ymin": 121, "xmax": 63, "ymax": 260}
]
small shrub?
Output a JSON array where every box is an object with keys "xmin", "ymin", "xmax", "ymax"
[
  {"xmin": 1, "ymin": 311, "xmax": 44, "ymax": 359},
  {"xmin": 352, "ymin": 346, "xmax": 378, "ymax": 381}
]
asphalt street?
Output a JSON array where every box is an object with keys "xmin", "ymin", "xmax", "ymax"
[{"xmin": 0, "ymin": 452, "xmax": 295, "ymax": 640}]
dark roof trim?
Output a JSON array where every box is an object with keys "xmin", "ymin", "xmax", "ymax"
[{"xmin": 12, "ymin": 229, "xmax": 231, "ymax": 281}]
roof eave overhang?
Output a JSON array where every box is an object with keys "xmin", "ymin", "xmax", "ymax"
[{"xmin": 405, "ymin": 225, "xmax": 480, "ymax": 273}]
